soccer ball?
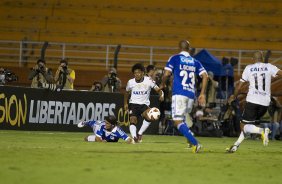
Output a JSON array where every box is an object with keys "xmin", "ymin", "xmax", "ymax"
[{"xmin": 147, "ymin": 107, "xmax": 161, "ymax": 120}]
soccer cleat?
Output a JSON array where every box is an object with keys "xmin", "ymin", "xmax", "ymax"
[
  {"xmin": 192, "ymin": 144, "xmax": 202, "ymax": 153},
  {"xmin": 137, "ymin": 134, "xmax": 143, "ymax": 143},
  {"xmin": 133, "ymin": 137, "xmax": 139, "ymax": 143},
  {"xmin": 261, "ymin": 128, "xmax": 270, "ymax": 146},
  {"xmin": 187, "ymin": 143, "xmax": 192, "ymax": 149},
  {"xmin": 226, "ymin": 145, "xmax": 238, "ymax": 153},
  {"xmin": 77, "ymin": 121, "xmax": 87, "ymax": 128}
]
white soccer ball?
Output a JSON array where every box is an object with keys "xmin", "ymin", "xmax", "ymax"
[{"xmin": 147, "ymin": 107, "xmax": 161, "ymax": 120}]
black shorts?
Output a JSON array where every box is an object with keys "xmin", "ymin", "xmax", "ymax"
[
  {"xmin": 242, "ymin": 102, "xmax": 268, "ymax": 124},
  {"xmin": 129, "ymin": 103, "xmax": 149, "ymax": 117}
]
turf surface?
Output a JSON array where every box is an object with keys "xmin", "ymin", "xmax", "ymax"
[{"xmin": 1, "ymin": 130, "xmax": 282, "ymax": 184}]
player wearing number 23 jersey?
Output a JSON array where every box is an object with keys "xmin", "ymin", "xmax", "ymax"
[
  {"xmin": 165, "ymin": 51, "xmax": 207, "ymax": 98},
  {"xmin": 161, "ymin": 40, "xmax": 208, "ymax": 153}
]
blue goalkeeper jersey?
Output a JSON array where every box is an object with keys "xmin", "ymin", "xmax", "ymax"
[
  {"xmin": 96, "ymin": 124, "xmax": 129, "ymax": 142},
  {"xmin": 165, "ymin": 51, "xmax": 206, "ymax": 98}
]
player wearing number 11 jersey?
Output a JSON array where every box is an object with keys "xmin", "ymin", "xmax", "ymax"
[
  {"xmin": 160, "ymin": 40, "xmax": 208, "ymax": 153},
  {"xmin": 227, "ymin": 51, "xmax": 282, "ymax": 153}
]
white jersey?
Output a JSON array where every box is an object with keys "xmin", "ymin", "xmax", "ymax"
[
  {"xmin": 240, "ymin": 62, "xmax": 279, "ymax": 106},
  {"xmin": 126, "ymin": 76, "xmax": 156, "ymax": 106}
]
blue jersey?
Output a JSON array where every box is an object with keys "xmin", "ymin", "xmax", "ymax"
[
  {"xmin": 84, "ymin": 120, "xmax": 105, "ymax": 134},
  {"xmin": 165, "ymin": 51, "xmax": 206, "ymax": 98},
  {"xmin": 96, "ymin": 124, "xmax": 129, "ymax": 142}
]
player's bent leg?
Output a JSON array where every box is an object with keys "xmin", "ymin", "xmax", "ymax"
[
  {"xmin": 226, "ymin": 145, "xmax": 239, "ymax": 153},
  {"xmin": 226, "ymin": 122, "xmax": 246, "ymax": 153},
  {"xmin": 138, "ymin": 118, "xmax": 152, "ymax": 143},
  {"xmin": 261, "ymin": 128, "xmax": 270, "ymax": 146},
  {"xmin": 85, "ymin": 135, "xmax": 96, "ymax": 142},
  {"xmin": 129, "ymin": 116, "xmax": 138, "ymax": 143},
  {"xmin": 192, "ymin": 144, "xmax": 202, "ymax": 153},
  {"xmin": 175, "ymin": 120, "xmax": 201, "ymax": 153}
]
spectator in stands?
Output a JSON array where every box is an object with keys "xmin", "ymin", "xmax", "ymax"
[
  {"xmin": 160, "ymin": 75, "xmax": 173, "ymax": 134},
  {"xmin": 205, "ymin": 71, "xmax": 218, "ymax": 107},
  {"xmin": 193, "ymin": 106, "xmax": 220, "ymax": 136},
  {"xmin": 90, "ymin": 81, "xmax": 103, "ymax": 92},
  {"xmin": 146, "ymin": 65, "xmax": 156, "ymax": 79},
  {"xmin": 220, "ymin": 96, "xmax": 241, "ymax": 136},
  {"xmin": 260, "ymin": 109, "xmax": 280, "ymax": 140},
  {"xmin": 146, "ymin": 65, "xmax": 163, "ymax": 86},
  {"xmin": 101, "ymin": 67, "xmax": 121, "ymax": 93},
  {"xmin": 54, "ymin": 59, "xmax": 75, "ymax": 90},
  {"xmin": 28, "ymin": 59, "xmax": 53, "ymax": 88},
  {"xmin": 261, "ymin": 97, "xmax": 282, "ymax": 140},
  {"xmin": 0, "ymin": 68, "xmax": 5, "ymax": 84}
]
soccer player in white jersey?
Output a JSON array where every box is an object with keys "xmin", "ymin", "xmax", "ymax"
[
  {"xmin": 160, "ymin": 40, "xmax": 208, "ymax": 153},
  {"xmin": 124, "ymin": 63, "xmax": 164, "ymax": 143},
  {"xmin": 227, "ymin": 51, "xmax": 282, "ymax": 153},
  {"xmin": 77, "ymin": 115, "xmax": 134, "ymax": 144}
]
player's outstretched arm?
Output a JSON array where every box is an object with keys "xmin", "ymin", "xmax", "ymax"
[{"xmin": 154, "ymin": 86, "xmax": 164, "ymax": 102}]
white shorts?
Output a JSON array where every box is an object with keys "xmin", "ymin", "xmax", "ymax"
[{"xmin": 171, "ymin": 95, "xmax": 194, "ymax": 121}]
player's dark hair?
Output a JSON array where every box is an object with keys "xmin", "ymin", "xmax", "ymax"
[
  {"xmin": 105, "ymin": 115, "xmax": 117, "ymax": 126},
  {"xmin": 132, "ymin": 63, "xmax": 145, "ymax": 73},
  {"xmin": 146, "ymin": 65, "xmax": 155, "ymax": 73}
]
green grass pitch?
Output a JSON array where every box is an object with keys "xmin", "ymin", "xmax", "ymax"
[{"xmin": 1, "ymin": 130, "xmax": 282, "ymax": 184}]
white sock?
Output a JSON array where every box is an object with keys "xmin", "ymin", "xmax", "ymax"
[
  {"xmin": 138, "ymin": 120, "xmax": 151, "ymax": 135},
  {"xmin": 244, "ymin": 124, "xmax": 263, "ymax": 134},
  {"xmin": 234, "ymin": 132, "xmax": 245, "ymax": 146},
  {"xmin": 87, "ymin": 135, "xmax": 96, "ymax": 142},
  {"xmin": 130, "ymin": 124, "xmax": 137, "ymax": 138}
]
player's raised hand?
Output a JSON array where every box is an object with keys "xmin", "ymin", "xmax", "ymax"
[{"xmin": 198, "ymin": 94, "xmax": 206, "ymax": 107}]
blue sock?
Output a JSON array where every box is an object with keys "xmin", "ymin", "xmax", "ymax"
[{"xmin": 177, "ymin": 122, "xmax": 198, "ymax": 145}]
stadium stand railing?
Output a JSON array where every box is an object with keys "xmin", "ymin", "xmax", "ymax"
[{"xmin": 0, "ymin": 40, "xmax": 281, "ymax": 74}]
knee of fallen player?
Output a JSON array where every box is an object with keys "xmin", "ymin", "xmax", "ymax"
[
  {"xmin": 84, "ymin": 135, "xmax": 96, "ymax": 142},
  {"xmin": 84, "ymin": 135, "xmax": 104, "ymax": 142}
]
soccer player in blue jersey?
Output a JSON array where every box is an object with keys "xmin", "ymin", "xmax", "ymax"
[
  {"xmin": 160, "ymin": 40, "xmax": 208, "ymax": 153},
  {"xmin": 77, "ymin": 115, "xmax": 134, "ymax": 144}
]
